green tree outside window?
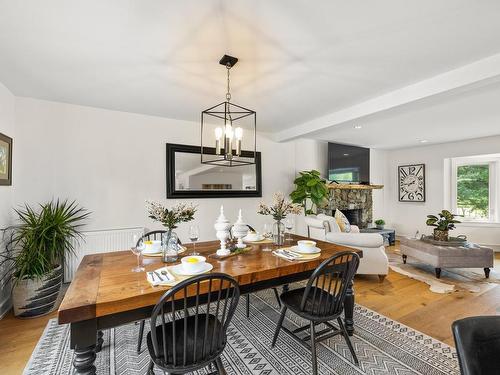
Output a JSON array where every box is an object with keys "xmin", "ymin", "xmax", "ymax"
[{"xmin": 456, "ymin": 164, "xmax": 489, "ymax": 219}]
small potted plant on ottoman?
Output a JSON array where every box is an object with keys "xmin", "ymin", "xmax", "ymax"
[
  {"xmin": 426, "ymin": 210, "xmax": 461, "ymax": 242},
  {"xmin": 374, "ymin": 219, "xmax": 385, "ymax": 230}
]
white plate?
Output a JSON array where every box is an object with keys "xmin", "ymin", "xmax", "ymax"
[
  {"xmin": 290, "ymin": 245, "xmax": 321, "ymax": 254},
  {"xmin": 170, "ymin": 262, "xmax": 213, "ymax": 276},
  {"xmin": 243, "ymin": 235, "xmax": 264, "ymax": 242}
]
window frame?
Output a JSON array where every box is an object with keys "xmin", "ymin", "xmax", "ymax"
[{"xmin": 450, "ymin": 155, "xmax": 499, "ymax": 223}]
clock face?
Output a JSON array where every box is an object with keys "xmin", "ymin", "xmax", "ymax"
[{"xmin": 399, "ymin": 164, "xmax": 425, "ymax": 202}]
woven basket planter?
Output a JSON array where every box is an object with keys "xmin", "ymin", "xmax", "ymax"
[{"xmin": 12, "ymin": 265, "xmax": 63, "ymax": 318}]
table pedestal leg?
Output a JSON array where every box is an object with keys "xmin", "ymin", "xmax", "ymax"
[
  {"xmin": 73, "ymin": 345, "xmax": 96, "ymax": 375},
  {"xmin": 344, "ymin": 279, "xmax": 355, "ymax": 336},
  {"xmin": 70, "ymin": 319, "xmax": 98, "ymax": 375},
  {"xmin": 95, "ymin": 331, "xmax": 103, "ymax": 353}
]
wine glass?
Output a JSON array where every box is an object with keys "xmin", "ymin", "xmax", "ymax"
[
  {"xmin": 189, "ymin": 225, "xmax": 200, "ymax": 255},
  {"xmin": 131, "ymin": 235, "xmax": 145, "ymax": 272},
  {"xmin": 262, "ymin": 223, "xmax": 273, "ymax": 251},
  {"xmin": 285, "ymin": 218, "xmax": 294, "ymax": 242}
]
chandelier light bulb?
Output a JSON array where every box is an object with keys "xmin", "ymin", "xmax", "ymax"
[
  {"xmin": 214, "ymin": 127, "xmax": 223, "ymax": 140},
  {"xmin": 235, "ymin": 127, "xmax": 243, "ymax": 140},
  {"xmin": 225, "ymin": 122, "xmax": 233, "ymax": 139}
]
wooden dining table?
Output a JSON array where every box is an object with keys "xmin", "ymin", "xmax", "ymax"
[{"xmin": 58, "ymin": 234, "xmax": 362, "ymax": 375}]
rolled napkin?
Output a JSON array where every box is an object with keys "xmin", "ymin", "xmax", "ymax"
[{"xmin": 146, "ymin": 267, "xmax": 176, "ymax": 287}]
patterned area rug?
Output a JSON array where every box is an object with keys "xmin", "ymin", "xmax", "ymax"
[{"xmin": 25, "ymin": 287, "xmax": 459, "ymax": 375}]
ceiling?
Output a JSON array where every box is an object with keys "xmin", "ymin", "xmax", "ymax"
[
  {"xmin": 310, "ymin": 79, "xmax": 500, "ymax": 149},
  {"xmin": 1, "ymin": 1, "xmax": 500, "ymax": 146}
]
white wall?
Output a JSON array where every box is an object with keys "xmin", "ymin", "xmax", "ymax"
[
  {"xmin": 370, "ymin": 149, "xmax": 388, "ymax": 222},
  {"xmin": 13, "ymin": 97, "xmax": 295, "ymax": 242},
  {"xmin": 0, "ymin": 82, "xmax": 15, "ymax": 317},
  {"xmin": 383, "ymin": 136, "xmax": 500, "ymax": 249}
]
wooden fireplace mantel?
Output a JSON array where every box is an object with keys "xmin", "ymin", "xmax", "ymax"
[{"xmin": 327, "ymin": 183, "xmax": 384, "ymax": 190}]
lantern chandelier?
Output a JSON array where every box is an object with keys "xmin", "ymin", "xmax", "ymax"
[{"xmin": 200, "ymin": 55, "xmax": 256, "ymax": 167}]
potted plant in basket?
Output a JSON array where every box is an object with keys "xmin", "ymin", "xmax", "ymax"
[
  {"xmin": 257, "ymin": 192, "xmax": 302, "ymax": 245},
  {"xmin": 0, "ymin": 200, "xmax": 89, "ymax": 318},
  {"xmin": 290, "ymin": 170, "xmax": 329, "ymax": 215},
  {"xmin": 374, "ymin": 219, "xmax": 385, "ymax": 230},
  {"xmin": 426, "ymin": 210, "xmax": 461, "ymax": 242}
]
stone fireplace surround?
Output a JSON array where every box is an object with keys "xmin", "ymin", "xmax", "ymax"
[{"xmin": 326, "ymin": 184, "xmax": 382, "ymax": 228}]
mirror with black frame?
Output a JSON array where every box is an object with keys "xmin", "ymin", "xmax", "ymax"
[{"xmin": 166, "ymin": 143, "xmax": 262, "ymax": 198}]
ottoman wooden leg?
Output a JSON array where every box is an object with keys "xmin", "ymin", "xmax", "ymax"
[
  {"xmin": 484, "ymin": 268, "xmax": 490, "ymax": 278},
  {"xmin": 402, "ymin": 255, "xmax": 407, "ymax": 264},
  {"xmin": 435, "ymin": 268, "xmax": 441, "ymax": 278}
]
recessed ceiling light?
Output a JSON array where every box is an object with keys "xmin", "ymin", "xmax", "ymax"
[
  {"xmin": 419, "ymin": 140, "xmax": 428, "ymax": 143},
  {"xmin": 354, "ymin": 125, "xmax": 362, "ymax": 129},
  {"xmin": 343, "ymin": 153, "xmax": 350, "ymax": 156}
]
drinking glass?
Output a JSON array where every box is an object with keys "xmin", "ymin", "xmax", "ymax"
[
  {"xmin": 262, "ymin": 223, "xmax": 273, "ymax": 251},
  {"xmin": 285, "ymin": 218, "xmax": 294, "ymax": 241},
  {"xmin": 189, "ymin": 225, "xmax": 200, "ymax": 255},
  {"xmin": 131, "ymin": 235, "xmax": 145, "ymax": 272}
]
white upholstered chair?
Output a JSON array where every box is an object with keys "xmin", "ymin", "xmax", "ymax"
[{"xmin": 305, "ymin": 214, "xmax": 389, "ymax": 281}]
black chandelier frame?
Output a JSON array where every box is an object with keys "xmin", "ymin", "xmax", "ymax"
[{"xmin": 200, "ymin": 100, "xmax": 257, "ymax": 167}]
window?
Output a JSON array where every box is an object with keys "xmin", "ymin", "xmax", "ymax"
[{"xmin": 451, "ymin": 155, "xmax": 499, "ymax": 223}]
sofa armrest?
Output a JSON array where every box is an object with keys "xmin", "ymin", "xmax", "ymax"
[
  {"xmin": 304, "ymin": 216, "xmax": 327, "ymax": 229},
  {"xmin": 325, "ymin": 232, "xmax": 384, "ymax": 248}
]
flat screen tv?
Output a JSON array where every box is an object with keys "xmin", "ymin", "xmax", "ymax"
[{"xmin": 328, "ymin": 143, "xmax": 370, "ymax": 184}]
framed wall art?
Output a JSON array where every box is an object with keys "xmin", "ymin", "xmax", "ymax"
[
  {"xmin": 0, "ymin": 132, "xmax": 12, "ymax": 186},
  {"xmin": 398, "ymin": 163, "xmax": 425, "ymax": 202}
]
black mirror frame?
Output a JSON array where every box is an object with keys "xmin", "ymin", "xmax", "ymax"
[{"xmin": 166, "ymin": 143, "xmax": 262, "ymax": 199}]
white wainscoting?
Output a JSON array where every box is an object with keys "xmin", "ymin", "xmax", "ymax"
[{"xmin": 65, "ymin": 227, "xmax": 144, "ymax": 282}]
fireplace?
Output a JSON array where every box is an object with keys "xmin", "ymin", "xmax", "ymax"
[{"xmin": 334, "ymin": 209, "xmax": 363, "ymax": 227}]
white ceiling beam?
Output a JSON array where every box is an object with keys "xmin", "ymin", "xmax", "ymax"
[{"xmin": 273, "ymin": 53, "xmax": 500, "ymax": 142}]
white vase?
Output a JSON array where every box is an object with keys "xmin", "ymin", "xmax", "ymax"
[
  {"xmin": 214, "ymin": 206, "xmax": 231, "ymax": 256},
  {"xmin": 232, "ymin": 209, "xmax": 249, "ymax": 249}
]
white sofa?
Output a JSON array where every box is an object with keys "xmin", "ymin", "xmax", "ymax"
[{"xmin": 305, "ymin": 214, "xmax": 389, "ymax": 281}]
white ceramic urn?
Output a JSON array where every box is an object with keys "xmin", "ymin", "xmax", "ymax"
[
  {"xmin": 214, "ymin": 205, "xmax": 232, "ymax": 256},
  {"xmin": 232, "ymin": 209, "xmax": 249, "ymax": 249}
]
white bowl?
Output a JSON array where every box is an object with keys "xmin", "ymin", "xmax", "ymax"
[
  {"xmin": 297, "ymin": 240, "xmax": 317, "ymax": 253},
  {"xmin": 181, "ymin": 256, "xmax": 207, "ymax": 274},
  {"xmin": 143, "ymin": 240, "xmax": 162, "ymax": 253},
  {"xmin": 245, "ymin": 232, "xmax": 262, "ymax": 241}
]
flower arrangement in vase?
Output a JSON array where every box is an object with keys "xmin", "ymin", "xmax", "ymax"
[
  {"xmin": 257, "ymin": 192, "xmax": 302, "ymax": 245},
  {"xmin": 146, "ymin": 201, "xmax": 196, "ymax": 262}
]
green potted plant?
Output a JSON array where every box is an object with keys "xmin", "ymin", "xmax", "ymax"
[
  {"xmin": 426, "ymin": 210, "xmax": 461, "ymax": 242},
  {"xmin": 374, "ymin": 219, "xmax": 385, "ymax": 230},
  {"xmin": 290, "ymin": 170, "xmax": 329, "ymax": 215},
  {"xmin": 0, "ymin": 200, "xmax": 89, "ymax": 318}
]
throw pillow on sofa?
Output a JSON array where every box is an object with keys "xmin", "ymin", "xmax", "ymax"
[
  {"xmin": 335, "ymin": 210, "xmax": 351, "ymax": 233},
  {"xmin": 317, "ymin": 213, "xmax": 342, "ymax": 233}
]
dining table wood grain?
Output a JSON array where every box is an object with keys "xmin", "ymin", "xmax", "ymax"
[{"xmin": 58, "ymin": 234, "xmax": 362, "ymax": 375}]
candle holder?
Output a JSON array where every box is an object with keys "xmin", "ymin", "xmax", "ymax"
[
  {"xmin": 214, "ymin": 206, "xmax": 232, "ymax": 256},
  {"xmin": 232, "ymin": 209, "xmax": 248, "ymax": 249}
]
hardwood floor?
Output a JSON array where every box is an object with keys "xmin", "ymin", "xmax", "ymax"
[{"xmin": 0, "ymin": 243, "xmax": 498, "ymax": 374}]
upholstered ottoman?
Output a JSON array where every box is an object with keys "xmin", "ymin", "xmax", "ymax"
[{"xmin": 400, "ymin": 237, "xmax": 494, "ymax": 278}]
